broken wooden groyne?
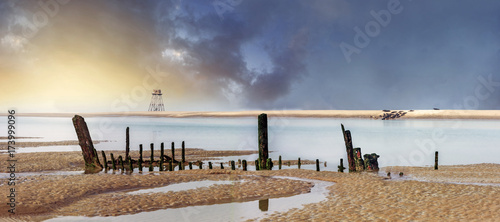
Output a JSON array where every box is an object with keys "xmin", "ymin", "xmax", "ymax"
[{"xmin": 340, "ymin": 124, "xmax": 379, "ymax": 172}]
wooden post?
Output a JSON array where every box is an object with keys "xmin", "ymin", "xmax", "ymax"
[
  {"xmin": 341, "ymin": 124, "xmax": 356, "ymax": 172},
  {"xmin": 209, "ymin": 162, "xmax": 213, "ymax": 169},
  {"xmin": 118, "ymin": 155, "xmax": 124, "ymax": 171},
  {"xmin": 72, "ymin": 115, "xmax": 103, "ymax": 170},
  {"xmin": 231, "ymin": 161, "xmax": 235, "ymax": 170},
  {"xmin": 353, "ymin": 148, "xmax": 365, "ymax": 171},
  {"xmin": 259, "ymin": 199, "xmax": 269, "ymax": 212},
  {"xmin": 139, "ymin": 144, "xmax": 143, "ymax": 163},
  {"xmin": 189, "ymin": 162, "xmax": 193, "ymax": 170},
  {"xmin": 298, "ymin": 158, "xmax": 301, "ymax": 169},
  {"xmin": 198, "ymin": 162, "xmax": 203, "ymax": 169},
  {"xmin": 242, "ymin": 160, "xmax": 247, "ymax": 171},
  {"xmin": 338, "ymin": 158, "xmax": 346, "ymax": 173},
  {"xmin": 149, "ymin": 143, "xmax": 154, "ymax": 172},
  {"xmin": 220, "ymin": 163, "xmax": 224, "ymax": 169},
  {"xmin": 101, "ymin": 151, "xmax": 108, "ymax": 170},
  {"xmin": 316, "ymin": 159, "xmax": 320, "ymax": 172},
  {"xmin": 159, "ymin": 143, "xmax": 164, "ymax": 171},
  {"xmin": 138, "ymin": 157, "xmax": 143, "ymax": 172},
  {"xmin": 278, "ymin": 155, "xmax": 282, "ymax": 170},
  {"xmin": 179, "ymin": 162, "xmax": 183, "ymax": 171},
  {"xmin": 110, "ymin": 153, "xmax": 116, "ymax": 170},
  {"xmin": 169, "ymin": 159, "xmax": 173, "ymax": 171},
  {"xmin": 267, "ymin": 158, "xmax": 272, "ymax": 170},
  {"xmin": 125, "ymin": 127, "xmax": 130, "ymax": 160},
  {"xmin": 182, "ymin": 141, "xmax": 185, "ymax": 164},
  {"xmin": 434, "ymin": 151, "xmax": 438, "ymax": 170},
  {"xmin": 128, "ymin": 156, "xmax": 133, "ymax": 172},
  {"xmin": 171, "ymin": 142, "xmax": 175, "ymax": 162},
  {"xmin": 258, "ymin": 113, "xmax": 269, "ymax": 170},
  {"xmin": 255, "ymin": 160, "xmax": 260, "ymax": 171}
]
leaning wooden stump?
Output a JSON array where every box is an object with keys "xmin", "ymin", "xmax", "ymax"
[
  {"xmin": 258, "ymin": 113, "xmax": 269, "ymax": 170},
  {"xmin": 72, "ymin": 115, "xmax": 103, "ymax": 171},
  {"xmin": 341, "ymin": 124, "xmax": 356, "ymax": 172}
]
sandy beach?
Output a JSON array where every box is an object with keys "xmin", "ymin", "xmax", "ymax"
[
  {"xmin": 5, "ymin": 109, "xmax": 500, "ymax": 119},
  {"xmin": 0, "ymin": 164, "xmax": 498, "ymax": 221}
]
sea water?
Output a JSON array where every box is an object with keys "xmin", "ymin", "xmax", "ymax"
[{"xmin": 4, "ymin": 116, "xmax": 500, "ymax": 168}]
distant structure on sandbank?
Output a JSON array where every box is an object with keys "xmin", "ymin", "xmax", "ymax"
[{"xmin": 148, "ymin": 89, "xmax": 165, "ymax": 111}]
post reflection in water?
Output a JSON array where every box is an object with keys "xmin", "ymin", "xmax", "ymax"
[{"xmin": 259, "ymin": 199, "xmax": 269, "ymax": 212}]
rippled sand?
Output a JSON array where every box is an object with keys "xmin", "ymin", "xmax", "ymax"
[{"xmin": 0, "ymin": 163, "xmax": 498, "ymax": 221}]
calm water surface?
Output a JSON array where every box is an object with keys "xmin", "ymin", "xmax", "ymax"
[{"xmin": 4, "ymin": 116, "xmax": 500, "ymax": 168}]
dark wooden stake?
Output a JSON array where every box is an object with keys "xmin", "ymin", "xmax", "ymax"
[
  {"xmin": 169, "ymin": 159, "xmax": 173, "ymax": 171},
  {"xmin": 209, "ymin": 162, "xmax": 213, "ymax": 169},
  {"xmin": 316, "ymin": 159, "xmax": 320, "ymax": 172},
  {"xmin": 189, "ymin": 162, "xmax": 193, "ymax": 170},
  {"xmin": 118, "ymin": 155, "xmax": 124, "ymax": 171},
  {"xmin": 182, "ymin": 141, "xmax": 185, "ymax": 163},
  {"xmin": 159, "ymin": 142, "xmax": 164, "ymax": 171},
  {"xmin": 434, "ymin": 151, "xmax": 439, "ymax": 170},
  {"xmin": 101, "ymin": 151, "xmax": 108, "ymax": 169},
  {"xmin": 242, "ymin": 160, "xmax": 247, "ymax": 171},
  {"xmin": 258, "ymin": 113, "xmax": 269, "ymax": 170},
  {"xmin": 338, "ymin": 158, "xmax": 345, "ymax": 173},
  {"xmin": 298, "ymin": 157, "xmax": 301, "ymax": 169},
  {"xmin": 341, "ymin": 124, "xmax": 356, "ymax": 172},
  {"xmin": 231, "ymin": 160, "xmax": 235, "ymax": 170},
  {"xmin": 139, "ymin": 144, "xmax": 143, "ymax": 163},
  {"xmin": 220, "ymin": 163, "xmax": 224, "ymax": 169},
  {"xmin": 128, "ymin": 156, "xmax": 133, "ymax": 172},
  {"xmin": 125, "ymin": 127, "xmax": 130, "ymax": 160},
  {"xmin": 198, "ymin": 162, "xmax": 203, "ymax": 169},
  {"xmin": 110, "ymin": 153, "xmax": 116, "ymax": 170},
  {"xmin": 278, "ymin": 155, "xmax": 282, "ymax": 170},
  {"xmin": 149, "ymin": 143, "xmax": 154, "ymax": 172},
  {"xmin": 255, "ymin": 160, "xmax": 260, "ymax": 171},
  {"xmin": 171, "ymin": 142, "xmax": 175, "ymax": 163},
  {"xmin": 72, "ymin": 115, "xmax": 102, "ymax": 170},
  {"xmin": 267, "ymin": 158, "xmax": 272, "ymax": 170}
]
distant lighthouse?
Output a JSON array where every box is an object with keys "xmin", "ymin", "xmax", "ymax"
[{"xmin": 148, "ymin": 89, "xmax": 165, "ymax": 111}]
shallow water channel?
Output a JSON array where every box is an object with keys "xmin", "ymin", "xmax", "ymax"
[{"xmin": 46, "ymin": 176, "xmax": 334, "ymax": 222}]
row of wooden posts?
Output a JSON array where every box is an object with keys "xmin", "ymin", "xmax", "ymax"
[{"xmin": 74, "ymin": 113, "xmax": 429, "ymax": 174}]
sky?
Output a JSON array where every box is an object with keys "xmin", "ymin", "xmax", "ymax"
[{"xmin": 1, "ymin": 0, "xmax": 500, "ymax": 113}]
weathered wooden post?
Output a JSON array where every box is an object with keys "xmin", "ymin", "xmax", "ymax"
[
  {"xmin": 179, "ymin": 162, "xmax": 183, "ymax": 171},
  {"xmin": 316, "ymin": 159, "xmax": 320, "ymax": 171},
  {"xmin": 434, "ymin": 151, "xmax": 438, "ymax": 170},
  {"xmin": 298, "ymin": 158, "xmax": 301, "ymax": 169},
  {"xmin": 255, "ymin": 160, "xmax": 260, "ymax": 170},
  {"xmin": 101, "ymin": 151, "xmax": 108, "ymax": 170},
  {"xmin": 189, "ymin": 162, "xmax": 193, "ymax": 170},
  {"xmin": 169, "ymin": 159, "xmax": 173, "ymax": 171},
  {"xmin": 139, "ymin": 144, "xmax": 143, "ymax": 163},
  {"xmin": 182, "ymin": 141, "xmax": 185, "ymax": 164},
  {"xmin": 267, "ymin": 158, "xmax": 273, "ymax": 170},
  {"xmin": 278, "ymin": 155, "xmax": 282, "ymax": 170},
  {"xmin": 110, "ymin": 153, "xmax": 116, "ymax": 170},
  {"xmin": 258, "ymin": 113, "xmax": 269, "ymax": 170},
  {"xmin": 259, "ymin": 199, "xmax": 269, "ymax": 212},
  {"xmin": 118, "ymin": 155, "xmax": 124, "ymax": 171},
  {"xmin": 220, "ymin": 163, "xmax": 224, "ymax": 169},
  {"xmin": 149, "ymin": 143, "xmax": 154, "ymax": 172},
  {"xmin": 198, "ymin": 162, "xmax": 203, "ymax": 169},
  {"xmin": 209, "ymin": 162, "xmax": 213, "ymax": 169},
  {"xmin": 125, "ymin": 127, "xmax": 130, "ymax": 160},
  {"xmin": 353, "ymin": 148, "xmax": 365, "ymax": 171},
  {"xmin": 138, "ymin": 157, "xmax": 143, "ymax": 172},
  {"xmin": 341, "ymin": 124, "xmax": 356, "ymax": 172},
  {"xmin": 72, "ymin": 115, "xmax": 103, "ymax": 171},
  {"xmin": 128, "ymin": 156, "xmax": 133, "ymax": 172},
  {"xmin": 242, "ymin": 160, "xmax": 247, "ymax": 171},
  {"xmin": 231, "ymin": 160, "xmax": 235, "ymax": 170},
  {"xmin": 338, "ymin": 158, "xmax": 345, "ymax": 173},
  {"xmin": 171, "ymin": 142, "xmax": 175, "ymax": 162},
  {"xmin": 159, "ymin": 142, "xmax": 164, "ymax": 171}
]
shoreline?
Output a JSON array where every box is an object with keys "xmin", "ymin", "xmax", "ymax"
[{"xmin": 2, "ymin": 109, "xmax": 500, "ymax": 119}]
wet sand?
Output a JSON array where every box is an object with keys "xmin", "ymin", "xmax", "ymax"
[
  {"xmin": 7, "ymin": 109, "xmax": 500, "ymax": 119},
  {"xmin": 0, "ymin": 164, "xmax": 498, "ymax": 221}
]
